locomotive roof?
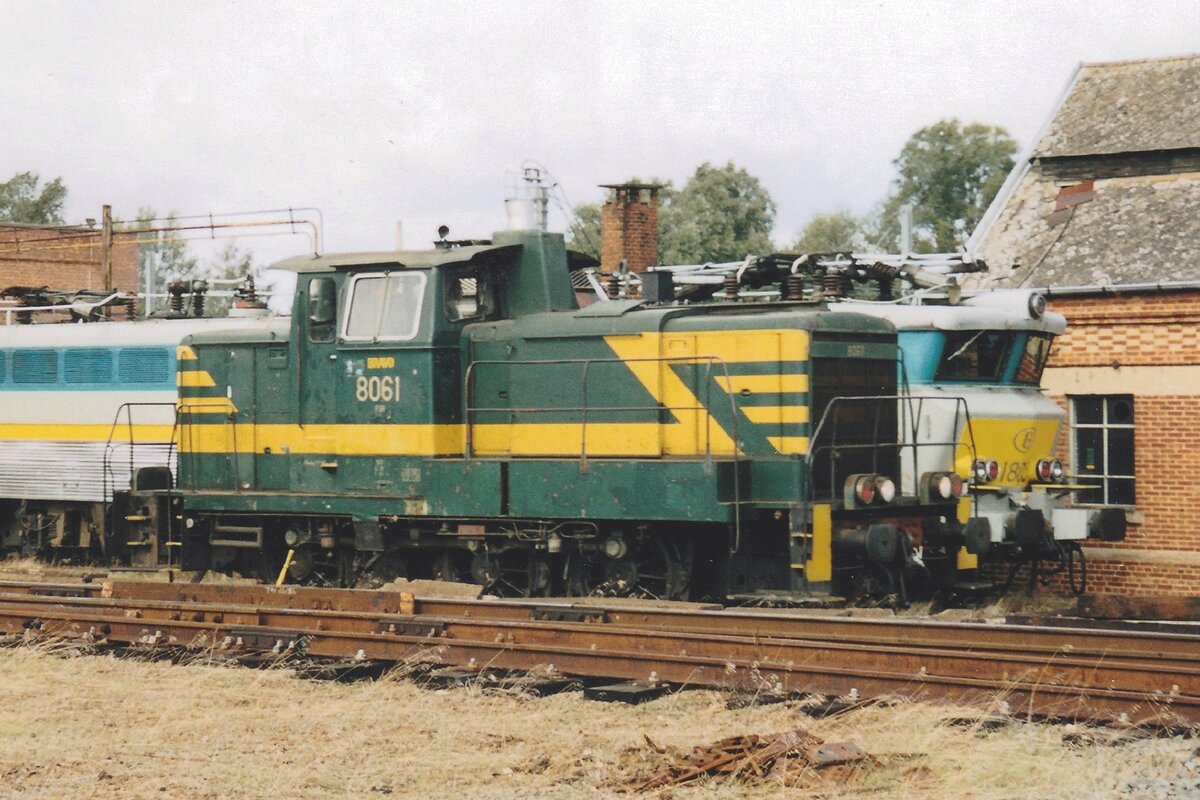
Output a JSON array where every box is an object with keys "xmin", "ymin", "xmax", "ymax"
[
  {"xmin": 502, "ymin": 300, "xmax": 898, "ymax": 340},
  {"xmin": 0, "ymin": 315, "xmax": 284, "ymax": 348},
  {"xmin": 828, "ymin": 300, "xmax": 1067, "ymax": 334},
  {"xmin": 271, "ymin": 243, "xmax": 598, "ymax": 273}
]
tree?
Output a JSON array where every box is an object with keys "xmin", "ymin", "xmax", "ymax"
[
  {"xmin": 872, "ymin": 119, "xmax": 1016, "ymax": 252},
  {"xmin": 565, "ymin": 202, "xmax": 601, "ymax": 259},
  {"xmin": 659, "ymin": 162, "xmax": 775, "ymax": 264},
  {"xmin": 791, "ymin": 211, "xmax": 863, "ymax": 253},
  {"xmin": 202, "ymin": 242, "xmax": 260, "ymax": 315},
  {"xmin": 130, "ymin": 208, "xmax": 199, "ymax": 314},
  {"xmin": 571, "ymin": 163, "xmax": 775, "ymax": 267},
  {"xmin": 0, "ymin": 172, "xmax": 67, "ymax": 224}
]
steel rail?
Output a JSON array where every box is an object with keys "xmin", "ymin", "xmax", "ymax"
[
  {"xmin": 0, "ymin": 585, "xmax": 1196, "ymax": 726},
  {"xmin": 3, "ymin": 580, "xmax": 1200, "ymax": 663}
]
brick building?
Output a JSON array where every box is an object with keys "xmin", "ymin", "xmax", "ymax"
[
  {"xmin": 0, "ymin": 222, "xmax": 138, "ymax": 296},
  {"xmin": 972, "ymin": 54, "xmax": 1200, "ymax": 595}
]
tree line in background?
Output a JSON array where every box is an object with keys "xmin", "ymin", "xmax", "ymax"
[
  {"xmin": 0, "ymin": 172, "xmax": 257, "ymax": 308},
  {"xmin": 569, "ymin": 118, "xmax": 1017, "ymax": 263}
]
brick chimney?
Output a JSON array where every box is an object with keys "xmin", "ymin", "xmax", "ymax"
[{"xmin": 599, "ymin": 182, "xmax": 661, "ymax": 273}]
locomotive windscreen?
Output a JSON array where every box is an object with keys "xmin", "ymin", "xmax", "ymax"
[{"xmin": 808, "ymin": 342, "xmax": 899, "ymax": 499}]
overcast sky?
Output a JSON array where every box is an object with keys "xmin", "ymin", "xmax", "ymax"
[{"xmin": 4, "ymin": 1, "xmax": 1199, "ymax": 271}]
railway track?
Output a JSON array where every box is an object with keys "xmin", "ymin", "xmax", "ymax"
[{"xmin": 0, "ymin": 579, "xmax": 1197, "ymax": 727}]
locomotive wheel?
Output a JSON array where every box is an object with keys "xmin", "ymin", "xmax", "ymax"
[
  {"xmin": 470, "ymin": 552, "xmax": 501, "ymax": 587},
  {"xmin": 473, "ymin": 550, "xmax": 552, "ymax": 597},
  {"xmin": 431, "ymin": 551, "xmax": 465, "ymax": 583},
  {"xmin": 565, "ymin": 549, "xmax": 604, "ymax": 597},
  {"xmin": 631, "ymin": 536, "xmax": 688, "ymax": 600},
  {"xmin": 583, "ymin": 537, "xmax": 688, "ymax": 600},
  {"xmin": 287, "ymin": 548, "xmax": 315, "ymax": 583},
  {"xmin": 374, "ymin": 552, "xmax": 408, "ymax": 583}
]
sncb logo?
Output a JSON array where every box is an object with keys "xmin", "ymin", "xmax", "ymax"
[{"xmin": 1013, "ymin": 427, "xmax": 1037, "ymax": 453}]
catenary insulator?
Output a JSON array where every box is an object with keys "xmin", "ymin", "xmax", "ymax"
[{"xmin": 783, "ymin": 273, "xmax": 806, "ymax": 300}]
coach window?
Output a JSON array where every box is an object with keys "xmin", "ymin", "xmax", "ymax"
[
  {"xmin": 342, "ymin": 272, "xmax": 426, "ymax": 342},
  {"xmin": 1071, "ymin": 395, "xmax": 1135, "ymax": 506},
  {"xmin": 307, "ymin": 277, "xmax": 337, "ymax": 342}
]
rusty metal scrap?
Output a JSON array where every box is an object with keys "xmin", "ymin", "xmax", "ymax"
[{"xmin": 621, "ymin": 727, "xmax": 873, "ymax": 791}]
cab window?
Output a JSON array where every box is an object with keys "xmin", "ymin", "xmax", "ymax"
[
  {"xmin": 935, "ymin": 330, "xmax": 1012, "ymax": 382},
  {"xmin": 307, "ymin": 277, "xmax": 337, "ymax": 343},
  {"xmin": 342, "ymin": 272, "xmax": 426, "ymax": 341},
  {"xmin": 445, "ymin": 273, "xmax": 496, "ymax": 321},
  {"xmin": 1015, "ymin": 334, "xmax": 1053, "ymax": 385}
]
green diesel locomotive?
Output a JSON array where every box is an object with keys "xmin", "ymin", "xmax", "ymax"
[{"xmin": 116, "ymin": 227, "xmax": 971, "ymax": 601}]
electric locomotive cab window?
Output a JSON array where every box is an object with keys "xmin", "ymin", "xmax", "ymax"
[
  {"xmin": 342, "ymin": 272, "xmax": 426, "ymax": 341},
  {"xmin": 1015, "ymin": 334, "xmax": 1053, "ymax": 385},
  {"xmin": 935, "ymin": 330, "xmax": 1011, "ymax": 382}
]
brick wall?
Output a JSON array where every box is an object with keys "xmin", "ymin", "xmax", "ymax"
[
  {"xmin": 599, "ymin": 184, "xmax": 659, "ymax": 273},
  {"xmin": 0, "ymin": 225, "xmax": 138, "ymax": 293},
  {"xmin": 1036, "ymin": 289, "xmax": 1200, "ymax": 597},
  {"xmin": 1050, "ymin": 290, "xmax": 1200, "ymax": 367}
]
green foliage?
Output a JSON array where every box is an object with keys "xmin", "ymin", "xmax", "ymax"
[
  {"xmin": 566, "ymin": 202, "xmax": 600, "ymax": 258},
  {"xmin": 0, "ymin": 172, "xmax": 67, "ymax": 224},
  {"xmin": 131, "ymin": 209, "xmax": 199, "ymax": 313},
  {"xmin": 126, "ymin": 210, "xmax": 262, "ymax": 315},
  {"xmin": 873, "ymin": 119, "xmax": 1016, "ymax": 252},
  {"xmin": 659, "ymin": 162, "xmax": 775, "ymax": 264},
  {"xmin": 573, "ymin": 163, "xmax": 775, "ymax": 267},
  {"xmin": 209, "ymin": 242, "xmax": 255, "ymax": 282},
  {"xmin": 791, "ymin": 210, "xmax": 863, "ymax": 253},
  {"xmin": 203, "ymin": 243, "xmax": 259, "ymax": 315}
]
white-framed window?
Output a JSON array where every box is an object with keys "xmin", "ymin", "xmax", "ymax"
[
  {"xmin": 341, "ymin": 272, "xmax": 426, "ymax": 342},
  {"xmin": 1070, "ymin": 394, "xmax": 1135, "ymax": 506}
]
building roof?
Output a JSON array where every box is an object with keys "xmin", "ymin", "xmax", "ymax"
[
  {"xmin": 975, "ymin": 171, "xmax": 1200, "ymax": 289},
  {"xmin": 1036, "ymin": 54, "xmax": 1200, "ymax": 158},
  {"xmin": 973, "ymin": 53, "xmax": 1200, "ymax": 290}
]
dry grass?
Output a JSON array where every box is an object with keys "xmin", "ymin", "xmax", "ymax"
[
  {"xmin": 0, "ymin": 562, "xmax": 1193, "ymax": 797},
  {"xmin": 0, "ymin": 556, "xmax": 101, "ymax": 581},
  {"xmin": 0, "ymin": 643, "xmax": 1194, "ymax": 800}
]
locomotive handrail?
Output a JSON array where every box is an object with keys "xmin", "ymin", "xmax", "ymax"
[
  {"xmin": 464, "ymin": 354, "xmax": 746, "ymax": 552},
  {"xmin": 793, "ymin": 393, "xmax": 978, "ymax": 591},
  {"xmin": 101, "ymin": 402, "xmax": 181, "ymax": 568},
  {"xmin": 804, "ymin": 394, "xmax": 977, "ymax": 499},
  {"xmin": 101, "ymin": 402, "xmax": 180, "ymax": 502}
]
